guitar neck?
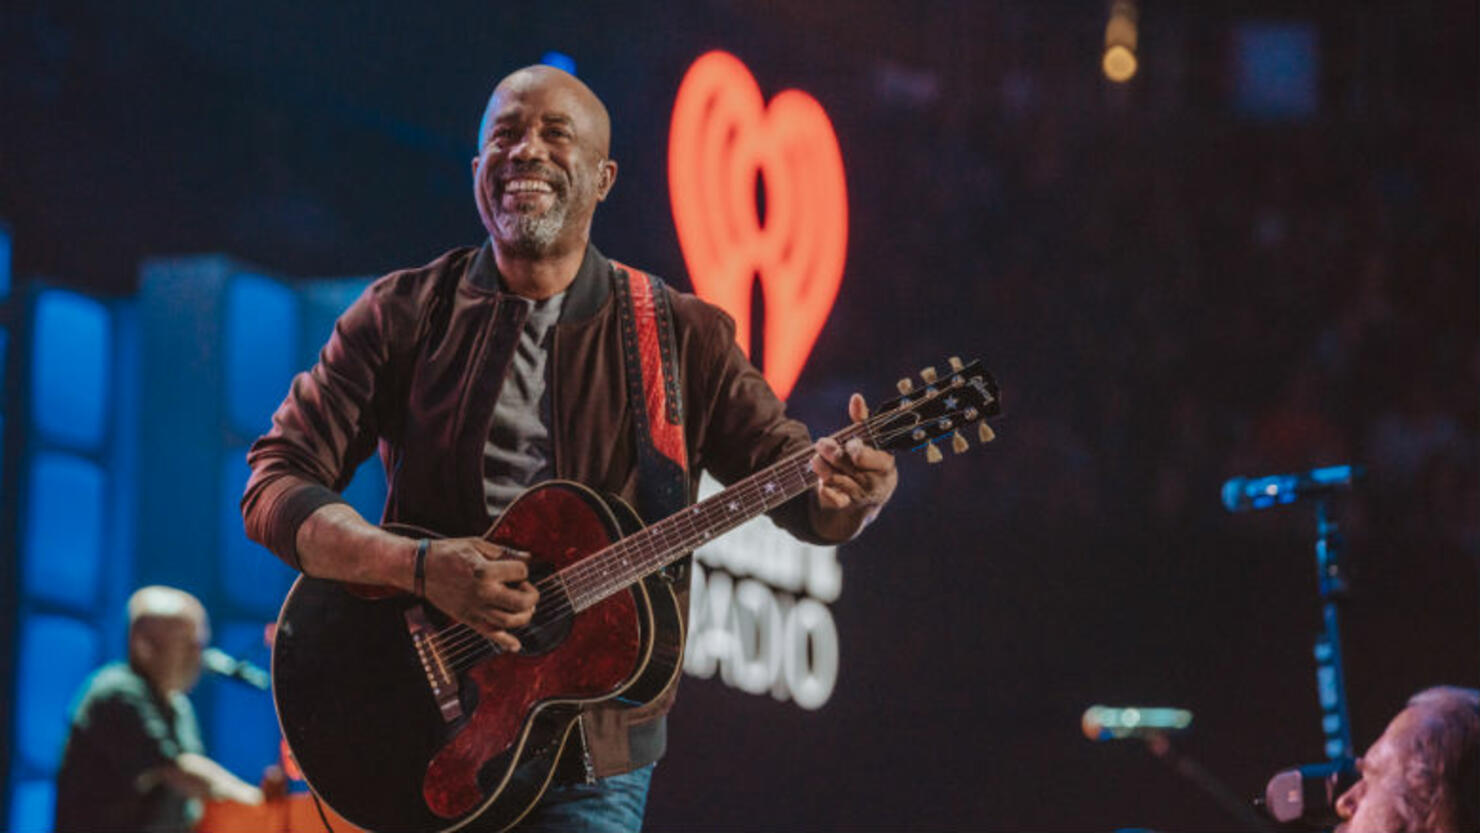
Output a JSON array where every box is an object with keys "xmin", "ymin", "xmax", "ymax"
[
  {"xmin": 558, "ymin": 420, "xmax": 870, "ymax": 612},
  {"xmin": 556, "ymin": 358, "xmax": 1000, "ymax": 612}
]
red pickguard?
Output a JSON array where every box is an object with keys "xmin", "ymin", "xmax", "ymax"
[{"xmin": 420, "ymin": 483, "xmax": 643, "ymax": 819}]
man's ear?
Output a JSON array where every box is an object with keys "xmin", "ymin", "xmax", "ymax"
[
  {"xmin": 596, "ymin": 159, "xmax": 618, "ymax": 201},
  {"xmin": 131, "ymin": 632, "xmax": 154, "ymax": 664}
]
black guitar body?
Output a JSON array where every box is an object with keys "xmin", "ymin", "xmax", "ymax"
[{"xmin": 272, "ymin": 483, "xmax": 684, "ymax": 833}]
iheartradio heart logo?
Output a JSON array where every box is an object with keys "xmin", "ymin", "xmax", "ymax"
[{"xmin": 668, "ymin": 50, "xmax": 848, "ymax": 400}]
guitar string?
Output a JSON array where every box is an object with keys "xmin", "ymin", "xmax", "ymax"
[
  {"xmin": 425, "ymin": 396, "xmax": 971, "ymax": 671},
  {"xmin": 553, "ymin": 420, "xmax": 864, "ymax": 595},
  {"xmin": 427, "ymin": 452, "xmax": 822, "ymax": 670},
  {"xmin": 422, "ymin": 395, "xmax": 978, "ymax": 672},
  {"xmin": 447, "ymin": 373, "xmax": 970, "ymax": 615},
  {"xmin": 426, "ymin": 424, "xmax": 962, "ymax": 675},
  {"xmin": 471, "ymin": 378, "xmax": 941, "ymax": 609},
  {"xmin": 441, "ymin": 369, "xmax": 978, "ymax": 627},
  {"xmin": 422, "ymin": 415, "xmax": 871, "ymax": 662},
  {"xmin": 427, "ymin": 444, "xmax": 834, "ymax": 669},
  {"xmin": 422, "ymin": 413, "xmax": 879, "ymax": 667},
  {"xmin": 422, "ymin": 389, "xmax": 981, "ymax": 669},
  {"xmin": 428, "ymin": 409, "xmax": 966, "ymax": 674},
  {"xmin": 527, "ymin": 374, "xmax": 986, "ymax": 606}
]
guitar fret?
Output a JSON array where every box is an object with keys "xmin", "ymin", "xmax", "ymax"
[
  {"xmin": 558, "ymin": 415, "xmax": 899, "ymax": 609},
  {"xmin": 563, "ymin": 450, "xmax": 825, "ymax": 610}
]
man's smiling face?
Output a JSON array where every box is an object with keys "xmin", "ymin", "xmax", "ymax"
[{"xmin": 473, "ymin": 66, "xmax": 616, "ymax": 260}]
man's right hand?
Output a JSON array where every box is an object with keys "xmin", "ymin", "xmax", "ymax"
[
  {"xmin": 422, "ymin": 538, "xmax": 540, "ymax": 653},
  {"xmin": 295, "ymin": 504, "xmax": 541, "ymax": 652}
]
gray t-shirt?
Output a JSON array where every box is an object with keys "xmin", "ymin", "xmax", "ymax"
[{"xmin": 483, "ymin": 292, "xmax": 566, "ymax": 515}]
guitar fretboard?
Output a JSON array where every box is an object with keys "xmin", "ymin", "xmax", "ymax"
[{"xmin": 558, "ymin": 420, "xmax": 871, "ymax": 611}]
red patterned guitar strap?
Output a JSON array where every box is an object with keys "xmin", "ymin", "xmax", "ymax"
[{"xmin": 611, "ymin": 261, "xmax": 690, "ymax": 526}]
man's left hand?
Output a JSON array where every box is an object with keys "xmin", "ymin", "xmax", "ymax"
[{"xmin": 810, "ymin": 393, "xmax": 898, "ymax": 536}]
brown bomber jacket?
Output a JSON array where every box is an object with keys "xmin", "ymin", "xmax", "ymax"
[{"xmin": 242, "ymin": 240, "xmax": 821, "ymax": 776}]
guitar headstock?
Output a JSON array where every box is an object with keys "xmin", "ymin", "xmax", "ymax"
[{"xmin": 867, "ymin": 357, "xmax": 1001, "ymax": 462}]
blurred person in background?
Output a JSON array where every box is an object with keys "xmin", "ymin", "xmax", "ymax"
[
  {"xmin": 53, "ymin": 586, "xmax": 264, "ymax": 833},
  {"xmin": 1336, "ymin": 686, "xmax": 1479, "ymax": 833}
]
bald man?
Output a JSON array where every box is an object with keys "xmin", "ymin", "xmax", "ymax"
[
  {"xmin": 54, "ymin": 586, "xmax": 262, "ymax": 833},
  {"xmin": 1335, "ymin": 686, "xmax": 1479, "ymax": 833},
  {"xmin": 244, "ymin": 65, "xmax": 897, "ymax": 830}
]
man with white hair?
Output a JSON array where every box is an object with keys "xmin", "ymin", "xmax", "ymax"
[
  {"xmin": 1335, "ymin": 685, "xmax": 1480, "ymax": 833},
  {"xmin": 53, "ymin": 586, "xmax": 262, "ymax": 833}
]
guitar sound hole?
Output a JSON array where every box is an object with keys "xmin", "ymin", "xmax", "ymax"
[{"xmin": 511, "ymin": 561, "xmax": 572, "ymax": 656}]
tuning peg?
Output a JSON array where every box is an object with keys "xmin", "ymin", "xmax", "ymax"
[
  {"xmin": 924, "ymin": 442, "xmax": 943, "ymax": 464},
  {"xmin": 896, "ymin": 377, "xmax": 914, "ymax": 395},
  {"xmin": 978, "ymin": 422, "xmax": 997, "ymax": 443},
  {"xmin": 951, "ymin": 430, "xmax": 969, "ymax": 454},
  {"xmin": 948, "ymin": 356, "xmax": 964, "ymax": 371},
  {"xmin": 921, "ymin": 366, "xmax": 938, "ymax": 384}
]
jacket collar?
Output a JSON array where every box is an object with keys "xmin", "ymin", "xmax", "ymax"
[{"xmin": 465, "ymin": 239, "xmax": 612, "ymax": 323}]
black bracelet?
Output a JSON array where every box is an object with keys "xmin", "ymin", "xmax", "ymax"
[{"xmin": 414, "ymin": 538, "xmax": 429, "ymax": 597}]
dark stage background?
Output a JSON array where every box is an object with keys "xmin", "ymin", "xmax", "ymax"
[{"xmin": 2, "ymin": 1, "xmax": 1477, "ymax": 831}]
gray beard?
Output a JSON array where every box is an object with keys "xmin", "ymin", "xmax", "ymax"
[{"xmin": 498, "ymin": 202, "xmax": 566, "ymax": 257}]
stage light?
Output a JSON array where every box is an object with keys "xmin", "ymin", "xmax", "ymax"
[
  {"xmin": 1103, "ymin": 45, "xmax": 1137, "ymax": 83},
  {"xmin": 539, "ymin": 50, "xmax": 576, "ymax": 75},
  {"xmin": 1103, "ymin": 0, "xmax": 1139, "ymax": 83}
]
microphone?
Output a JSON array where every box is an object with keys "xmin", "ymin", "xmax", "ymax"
[
  {"xmin": 1263, "ymin": 759, "xmax": 1357, "ymax": 826},
  {"xmin": 202, "ymin": 647, "xmax": 270, "ymax": 691},
  {"xmin": 1221, "ymin": 464, "xmax": 1363, "ymax": 513},
  {"xmin": 1081, "ymin": 705, "xmax": 1193, "ymax": 741}
]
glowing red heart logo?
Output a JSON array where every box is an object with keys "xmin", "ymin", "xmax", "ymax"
[{"xmin": 668, "ymin": 50, "xmax": 848, "ymax": 400}]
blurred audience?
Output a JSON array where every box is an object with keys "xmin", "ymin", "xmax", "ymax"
[{"xmin": 843, "ymin": 30, "xmax": 1476, "ymax": 556}]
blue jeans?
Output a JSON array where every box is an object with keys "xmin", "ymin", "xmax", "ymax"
[{"xmin": 514, "ymin": 763, "xmax": 655, "ymax": 833}]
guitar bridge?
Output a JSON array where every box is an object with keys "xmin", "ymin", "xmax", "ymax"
[{"xmin": 405, "ymin": 605, "xmax": 463, "ymax": 723}]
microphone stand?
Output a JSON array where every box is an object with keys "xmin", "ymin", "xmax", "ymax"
[
  {"xmin": 1142, "ymin": 732, "xmax": 1275, "ymax": 832},
  {"xmin": 1313, "ymin": 499, "xmax": 1355, "ymax": 763}
]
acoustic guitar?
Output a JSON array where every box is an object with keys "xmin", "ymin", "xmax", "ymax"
[{"xmin": 271, "ymin": 359, "xmax": 1000, "ymax": 832}]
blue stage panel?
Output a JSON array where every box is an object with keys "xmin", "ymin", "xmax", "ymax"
[
  {"xmin": 7, "ymin": 778, "xmax": 55, "ymax": 833},
  {"xmin": 297, "ymin": 276, "xmax": 386, "ymax": 519},
  {"xmin": 342, "ymin": 456, "xmax": 389, "ymax": 523},
  {"xmin": 1, "ymin": 328, "xmax": 6, "ymax": 482},
  {"xmin": 224, "ymin": 274, "xmax": 300, "ymax": 437},
  {"xmin": 15, "ymin": 615, "xmax": 101, "ymax": 773},
  {"xmin": 203, "ymin": 621, "xmax": 280, "ymax": 785},
  {"xmin": 23, "ymin": 452, "xmax": 105, "ymax": 611},
  {"xmin": 32, "ymin": 290, "xmax": 110, "ymax": 451},
  {"xmin": 0, "ymin": 224, "xmax": 10, "ymax": 299},
  {"xmin": 218, "ymin": 448, "xmax": 297, "ymax": 617},
  {"xmin": 1, "ymin": 327, "xmax": 9, "ymax": 404}
]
